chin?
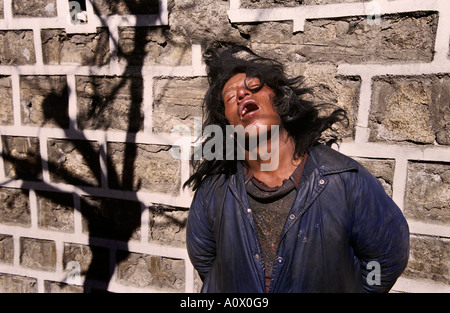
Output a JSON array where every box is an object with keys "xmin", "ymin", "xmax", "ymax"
[{"xmin": 238, "ymin": 121, "xmax": 277, "ymax": 139}]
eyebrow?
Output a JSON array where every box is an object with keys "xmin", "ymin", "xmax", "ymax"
[
  {"xmin": 222, "ymin": 86, "xmax": 234, "ymax": 94},
  {"xmin": 222, "ymin": 78, "xmax": 260, "ymax": 95},
  {"xmin": 222, "ymin": 81, "xmax": 240, "ymax": 96}
]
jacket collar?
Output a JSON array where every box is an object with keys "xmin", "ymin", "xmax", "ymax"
[
  {"xmin": 229, "ymin": 144, "xmax": 359, "ymax": 195},
  {"xmin": 231, "ymin": 144, "xmax": 358, "ymax": 182}
]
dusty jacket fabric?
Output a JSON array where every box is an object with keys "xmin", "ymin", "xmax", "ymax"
[{"xmin": 186, "ymin": 144, "xmax": 410, "ymax": 293}]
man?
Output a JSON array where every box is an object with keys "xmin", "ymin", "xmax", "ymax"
[{"xmin": 184, "ymin": 44, "xmax": 409, "ymax": 293}]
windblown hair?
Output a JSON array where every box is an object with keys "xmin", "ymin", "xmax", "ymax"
[{"xmin": 184, "ymin": 44, "xmax": 347, "ymax": 191}]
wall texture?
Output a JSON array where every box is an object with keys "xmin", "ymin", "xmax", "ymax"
[{"xmin": 0, "ymin": 0, "xmax": 448, "ymax": 293}]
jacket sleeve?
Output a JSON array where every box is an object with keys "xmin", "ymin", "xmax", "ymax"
[
  {"xmin": 349, "ymin": 165, "xmax": 410, "ymax": 293},
  {"xmin": 186, "ymin": 184, "xmax": 216, "ymax": 281}
]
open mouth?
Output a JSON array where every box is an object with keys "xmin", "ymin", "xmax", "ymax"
[{"xmin": 240, "ymin": 101, "xmax": 259, "ymax": 119}]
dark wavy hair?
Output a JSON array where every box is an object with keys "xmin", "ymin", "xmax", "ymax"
[{"xmin": 184, "ymin": 44, "xmax": 347, "ymax": 191}]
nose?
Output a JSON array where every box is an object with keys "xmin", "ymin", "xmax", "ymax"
[{"xmin": 237, "ymin": 86, "xmax": 251, "ymax": 103}]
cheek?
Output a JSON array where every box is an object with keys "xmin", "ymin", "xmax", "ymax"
[
  {"xmin": 224, "ymin": 105, "xmax": 236, "ymax": 124},
  {"xmin": 267, "ymin": 103, "xmax": 282, "ymax": 125}
]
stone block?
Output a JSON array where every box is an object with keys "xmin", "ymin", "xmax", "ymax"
[
  {"xmin": 44, "ymin": 280, "xmax": 84, "ymax": 293},
  {"xmin": 47, "ymin": 138, "xmax": 101, "ymax": 187},
  {"xmin": 0, "ymin": 76, "xmax": 13, "ymax": 126},
  {"xmin": 245, "ymin": 12, "xmax": 437, "ymax": 64},
  {"xmin": 116, "ymin": 251, "xmax": 185, "ymax": 291},
  {"xmin": 169, "ymin": 0, "xmax": 244, "ymax": 43},
  {"xmin": 403, "ymin": 235, "xmax": 450, "ymax": 285},
  {"xmin": 241, "ymin": 0, "xmax": 302, "ymax": 8},
  {"xmin": 370, "ymin": 75, "xmax": 450, "ymax": 145},
  {"xmin": 0, "ymin": 30, "xmax": 36, "ymax": 65},
  {"xmin": 193, "ymin": 269, "xmax": 202, "ymax": 293},
  {"xmin": 2, "ymin": 136, "xmax": 43, "ymax": 181},
  {"xmin": 12, "ymin": 0, "xmax": 57, "ymax": 17},
  {"xmin": 303, "ymin": 0, "xmax": 366, "ymax": 3},
  {"xmin": 404, "ymin": 161, "xmax": 450, "ymax": 225},
  {"xmin": 92, "ymin": 0, "xmax": 159, "ymax": 15},
  {"xmin": 353, "ymin": 158, "xmax": 395, "ymax": 197},
  {"xmin": 0, "ymin": 234, "xmax": 14, "ymax": 264},
  {"xmin": 41, "ymin": 28, "xmax": 110, "ymax": 66},
  {"xmin": 63, "ymin": 242, "xmax": 110, "ymax": 282},
  {"xmin": 295, "ymin": 63, "xmax": 360, "ymax": 140},
  {"xmin": 118, "ymin": 26, "xmax": 192, "ymax": 66},
  {"xmin": 107, "ymin": 142, "xmax": 181, "ymax": 195},
  {"xmin": 301, "ymin": 12, "xmax": 437, "ymax": 63},
  {"xmin": 152, "ymin": 76, "xmax": 205, "ymax": 134},
  {"xmin": 80, "ymin": 196, "xmax": 141, "ymax": 241},
  {"xmin": 36, "ymin": 191, "xmax": 74, "ymax": 232},
  {"xmin": 241, "ymin": 0, "xmax": 364, "ymax": 7},
  {"xmin": 0, "ymin": 273, "xmax": 37, "ymax": 293},
  {"xmin": 63, "ymin": 243, "xmax": 92, "ymax": 275},
  {"xmin": 20, "ymin": 75, "xmax": 69, "ymax": 128},
  {"xmin": 149, "ymin": 204, "xmax": 188, "ymax": 248},
  {"xmin": 0, "ymin": 187, "xmax": 30, "ymax": 226},
  {"xmin": 20, "ymin": 237, "xmax": 56, "ymax": 271},
  {"xmin": 76, "ymin": 75, "xmax": 144, "ymax": 132}
]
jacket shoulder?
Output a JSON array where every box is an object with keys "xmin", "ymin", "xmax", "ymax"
[
  {"xmin": 308, "ymin": 144, "xmax": 360, "ymax": 175},
  {"xmin": 192, "ymin": 172, "xmax": 230, "ymax": 207}
]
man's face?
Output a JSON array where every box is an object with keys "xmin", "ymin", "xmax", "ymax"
[{"xmin": 222, "ymin": 73, "xmax": 281, "ymax": 130}]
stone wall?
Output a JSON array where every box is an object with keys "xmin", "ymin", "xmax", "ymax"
[{"xmin": 0, "ymin": 0, "xmax": 448, "ymax": 293}]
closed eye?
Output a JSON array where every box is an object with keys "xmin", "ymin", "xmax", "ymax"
[
  {"xmin": 225, "ymin": 94, "xmax": 235, "ymax": 103},
  {"xmin": 245, "ymin": 77, "xmax": 262, "ymax": 91}
]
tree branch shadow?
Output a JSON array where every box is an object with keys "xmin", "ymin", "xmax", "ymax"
[{"xmin": 1, "ymin": 0, "xmax": 192, "ymax": 293}]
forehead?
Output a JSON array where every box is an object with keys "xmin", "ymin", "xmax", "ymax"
[{"xmin": 222, "ymin": 73, "xmax": 259, "ymax": 94}]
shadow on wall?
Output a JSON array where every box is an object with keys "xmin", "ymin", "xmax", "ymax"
[{"xmin": 1, "ymin": 0, "xmax": 191, "ymax": 292}]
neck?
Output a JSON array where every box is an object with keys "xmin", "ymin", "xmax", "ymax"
[{"xmin": 245, "ymin": 130, "xmax": 302, "ymax": 188}]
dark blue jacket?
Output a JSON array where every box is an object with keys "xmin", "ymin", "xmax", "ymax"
[{"xmin": 186, "ymin": 144, "xmax": 410, "ymax": 293}]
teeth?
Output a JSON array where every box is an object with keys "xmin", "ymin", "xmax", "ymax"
[{"xmin": 242, "ymin": 108, "xmax": 247, "ymax": 116}]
